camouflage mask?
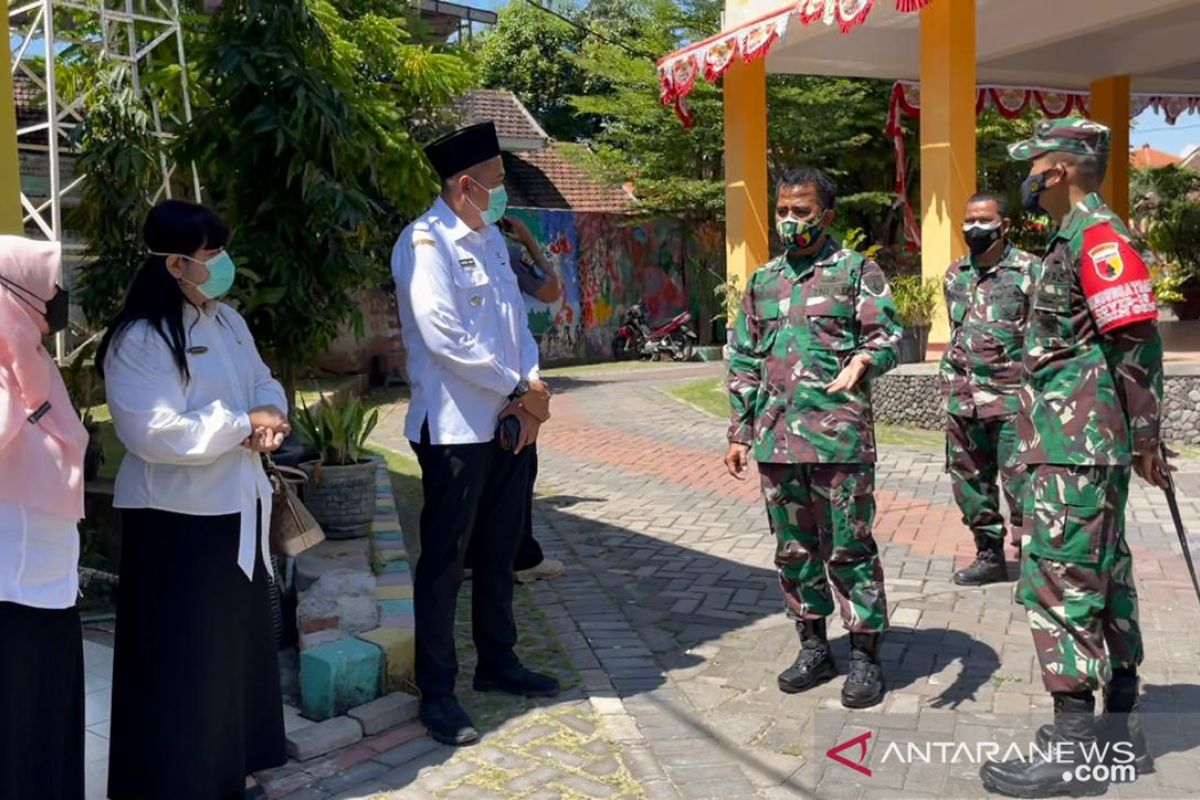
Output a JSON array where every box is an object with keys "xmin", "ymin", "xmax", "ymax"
[{"xmin": 776, "ymin": 216, "xmax": 825, "ymax": 252}]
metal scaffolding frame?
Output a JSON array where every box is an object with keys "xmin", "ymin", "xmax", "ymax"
[{"xmin": 8, "ymin": 0, "xmax": 200, "ymax": 355}]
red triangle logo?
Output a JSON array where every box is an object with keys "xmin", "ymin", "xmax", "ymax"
[{"xmin": 826, "ymin": 730, "xmax": 873, "ymax": 777}]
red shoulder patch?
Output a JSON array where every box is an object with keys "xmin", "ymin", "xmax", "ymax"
[{"xmin": 1079, "ymin": 222, "xmax": 1157, "ymax": 334}]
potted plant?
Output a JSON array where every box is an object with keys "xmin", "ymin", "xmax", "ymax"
[
  {"xmin": 890, "ymin": 275, "xmax": 940, "ymax": 364},
  {"xmin": 293, "ymin": 390, "xmax": 380, "ymax": 539}
]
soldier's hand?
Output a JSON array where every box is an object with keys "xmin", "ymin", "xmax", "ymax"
[
  {"xmin": 825, "ymin": 354, "xmax": 871, "ymax": 394},
  {"xmin": 1135, "ymin": 450, "xmax": 1174, "ymax": 490},
  {"xmin": 724, "ymin": 443, "xmax": 751, "ymax": 481}
]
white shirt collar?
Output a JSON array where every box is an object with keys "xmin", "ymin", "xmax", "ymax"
[{"xmin": 431, "ymin": 196, "xmax": 487, "ymax": 242}]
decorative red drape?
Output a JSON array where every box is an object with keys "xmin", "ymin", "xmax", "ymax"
[
  {"xmin": 887, "ymin": 80, "xmax": 1200, "ymax": 250},
  {"xmin": 657, "ymin": 0, "xmax": 935, "ymax": 127}
]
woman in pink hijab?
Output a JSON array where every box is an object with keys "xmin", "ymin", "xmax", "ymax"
[{"xmin": 0, "ymin": 235, "xmax": 88, "ymax": 800}]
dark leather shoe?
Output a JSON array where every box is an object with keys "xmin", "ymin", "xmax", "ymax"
[
  {"xmin": 474, "ymin": 664, "xmax": 561, "ymax": 698},
  {"xmin": 778, "ymin": 619, "xmax": 838, "ymax": 694},
  {"xmin": 1035, "ymin": 672, "xmax": 1154, "ymax": 775},
  {"xmin": 419, "ymin": 696, "xmax": 480, "ymax": 746},
  {"xmin": 981, "ymin": 692, "xmax": 1105, "ymax": 798},
  {"xmin": 953, "ymin": 533, "xmax": 1008, "ymax": 586},
  {"xmin": 841, "ymin": 633, "xmax": 885, "ymax": 709}
]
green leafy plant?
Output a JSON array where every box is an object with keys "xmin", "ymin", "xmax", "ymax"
[
  {"xmin": 1132, "ymin": 166, "xmax": 1200, "ymax": 287},
  {"xmin": 70, "ymin": 77, "xmax": 165, "ymax": 327},
  {"xmin": 842, "ymin": 227, "xmax": 883, "ymax": 260},
  {"xmin": 711, "ymin": 272, "xmax": 743, "ymax": 324},
  {"xmin": 58, "ymin": 335, "xmax": 105, "ymax": 427},
  {"xmin": 294, "ymin": 391, "xmax": 380, "ymax": 467},
  {"xmin": 890, "ymin": 275, "xmax": 941, "ymax": 327},
  {"xmin": 1151, "ymin": 262, "xmax": 1188, "ymax": 305}
]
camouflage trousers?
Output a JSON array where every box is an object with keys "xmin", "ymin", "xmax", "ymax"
[
  {"xmin": 946, "ymin": 413, "xmax": 1026, "ymax": 545},
  {"xmin": 1017, "ymin": 465, "xmax": 1143, "ymax": 694},
  {"xmin": 758, "ymin": 463, "xmax": 888, "ymax": 632}
]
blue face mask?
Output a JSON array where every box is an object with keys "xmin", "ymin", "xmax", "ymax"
[
  {"xmin": 469, "ymin": 178, "xmax": 509, "ymax": 226},
  {"xmin": 156, "ymin": 250, "xmax": 237, "ymax": 300}
]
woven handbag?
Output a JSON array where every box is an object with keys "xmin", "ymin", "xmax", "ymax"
[{"xmin": 267, "ymin": 459, "xmax": 325, "ymax": 557}]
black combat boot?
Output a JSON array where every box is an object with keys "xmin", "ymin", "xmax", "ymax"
[
  {"xmin": 981, "ymin": 691, "xmax": 1105, "ymax": 797},
  {"xmin": 778, "ymin": 619, "xmax": 838, "ymax": 693},
  {"xmin": 841, "ymin": 632, "xmax": 885, "ymax": 708},
  {"xmin": 1034, "ymin": 670, "xmax": 1153, "ymax": 775},
  {"xmin": 953, "ymin": 532, "xmax": 1008, "ymax": 586}
]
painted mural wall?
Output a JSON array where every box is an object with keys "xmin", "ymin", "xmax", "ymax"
[{"xmin": 507, "ymin": 208, "xmax": 725, "ymax": 361}]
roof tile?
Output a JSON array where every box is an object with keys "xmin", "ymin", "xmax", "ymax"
[
  {"xmin": 503, "ymin": 147, "xmax": 630, "ymax": 212},
  {"xmin": 454, "ymin": 89, "xmax": 548, "ymax": 147}
]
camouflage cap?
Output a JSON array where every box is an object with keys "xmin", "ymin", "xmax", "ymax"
[{"xmin": 1008, "ymin": 117, "xmax": 1111, "ymax": 161}]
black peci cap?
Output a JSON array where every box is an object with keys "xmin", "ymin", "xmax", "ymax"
[{"xmin": 424, "ymin": 122, "xmax": 501, "ymax": 181}]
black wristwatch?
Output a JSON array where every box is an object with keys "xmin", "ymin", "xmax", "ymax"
[{"xmin": 510, "ymin": 378, "xmax": 530, "ymax": 400}]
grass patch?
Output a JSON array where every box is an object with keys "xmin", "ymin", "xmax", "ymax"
[
  {"xmin": 665, "ymin": 377, "xmax": 729, "ymax": 418},
  {"xmin": 542, "ymin": 360, "xmax": 686, "ymax": 379},
  {"xmin": 665, "ymin": 378, "xmax": 945, "ymax": 449}
]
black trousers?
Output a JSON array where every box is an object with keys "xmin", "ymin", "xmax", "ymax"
[
  {"xmin": 466, "ymin": 444, "xmax": 544, "ymax": 571},
  {"xmin": 411, "ymin": 422, "xmax": 532, "ymax": 699},
  {"xmin": 0, "ymin": 602, "xmax": 84, "ymax": 800},
  {"xmin": 107, "ymin": 508, "xmax": 286, "ymax": 800}
]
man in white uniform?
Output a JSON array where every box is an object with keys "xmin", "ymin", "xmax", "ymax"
[{"xmin": 393, "ymin": 122, "xmax": 558, "ymax": 746}]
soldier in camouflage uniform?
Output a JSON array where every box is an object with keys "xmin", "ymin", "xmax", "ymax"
[
  {"xmin": 981, "ymin": 118, "xmax": 1167, "ymax": 798},
  {"xmin": 940, "ymin": 191, "xmax": 1038, "ymax": 586},
  {"xmin": 724, "ymin": 167, "xmax": 901, "ymax": 709}
]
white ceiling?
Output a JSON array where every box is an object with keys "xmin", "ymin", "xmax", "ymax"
[{"xmin": 761, "ymin": 0, "xmax": 1200, "ymax": 94}]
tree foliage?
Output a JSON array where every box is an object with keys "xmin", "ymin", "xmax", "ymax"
[
  {"xmin": 570, "ymin": 0, "xmax": 725, "ymax": 219},
  {"xmin": 65, "ymin": 0, "xmax": 471, "ymax": 398},
  {"xmin": 70, "ymin": 78, "xmax": 166, "ymax": 327},
  {"xmin": 1131, "ymin": 165, "xmax": 1200, "ymax": 288},
  {"xmin": 476, "ymin": 2, "xmax": 592, "ymax": 140},
  {"xmin": 177, "ymin": 0, "xmax": 470, "ymax": 398}
]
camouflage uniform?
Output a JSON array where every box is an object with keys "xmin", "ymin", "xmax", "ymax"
[
  {"xmin": 1009, "ymin": 120, "xmax": 1163, "ymax": 695},
  {"xmin": 727, "ymin": 237, "xmax": 902, "ymax": 632},
  {"xmin": 940, "ymin": 244, "xmax": 1038, "ymax": 546}
]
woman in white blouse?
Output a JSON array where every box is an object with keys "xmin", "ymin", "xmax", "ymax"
[
  {"xmin": 98, "ymin": 200, "xmax": 290, "ymax": 800},
  {"xmin": 0, "ymin": 236, "xmax": 88, "ymax": 800}
]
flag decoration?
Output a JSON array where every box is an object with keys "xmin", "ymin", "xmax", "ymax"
[
  {"xmin": 657, "ymin": 0, "xmax": 934, "ymax": 127},
  {"xmin": 885, "ymin": 80, "xmax": 1200, "ymax": 250}
]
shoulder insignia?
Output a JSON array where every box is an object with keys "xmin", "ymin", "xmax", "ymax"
[
  {"xmin": 412, "ymin": 237, "xmax": 436, "ymax": 248},
  {"xmin": 861, "ymin": 266, "xmax": 887, "ymax": 297},
  {"xmin": 1087, "ymin": 241, "xmax": 1124, "ymax": 282}
]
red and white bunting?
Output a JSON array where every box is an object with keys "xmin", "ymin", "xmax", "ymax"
[
  {"xmin": 886, "ymin": 80, "xmax": 1200, "ymax": 250},
  {"xmin": 657, "ymin": 0, "xmax": 933, "ymax": 127}
]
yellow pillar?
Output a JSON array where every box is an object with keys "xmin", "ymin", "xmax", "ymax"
[
  {"xmin": 0, "ymin": 13, "xmax": 23, "ymax": 234},
  {"xmin": 919, "ymin": 0, "xmax": 976, "ymax": 348},
  {"xmin": 1090, "ymin": 76, "xmax": 1131, "ymax": 223},
  {"xmin": 723, "ymin": 58, "xmax": 769, "ymax": 291}
]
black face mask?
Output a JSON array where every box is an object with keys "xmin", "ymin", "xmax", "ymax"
[
  {"xmin": 1021, "ymin": 169, "xmax": 1057, "ymax": 214},
  {"xmin": 963, "ymin": 226, "xmax": 1002, "ymax": 258},
  {"xmin": 1, "ymin": 277, "xmax": 70, "ymax": 334},
  {"xmin": 42, "ymin": 287, "xmax": 70, "ymax": 334}
]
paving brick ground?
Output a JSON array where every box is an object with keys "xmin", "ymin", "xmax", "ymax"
[{"xmin": 282, "ymin": 362, "xmax": 1200, "ymax": 799}]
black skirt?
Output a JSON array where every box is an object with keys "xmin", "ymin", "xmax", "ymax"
[
  {"xmin": 107, "ymin": 508, "xmax": 286, "ymax": 800},
  {"xmin": 0, "ymin": 601, "xmax": 84, "ymax": 800}
]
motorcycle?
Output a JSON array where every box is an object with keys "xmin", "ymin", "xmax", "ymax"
[{"xmin": 611, "ymin": 303, "xmax": 698, "ymax": 362}]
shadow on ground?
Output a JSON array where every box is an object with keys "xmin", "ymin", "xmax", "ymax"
[{"xmin": 276, "ymin": 446, "xmax": 1200, "ymax": 800}]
